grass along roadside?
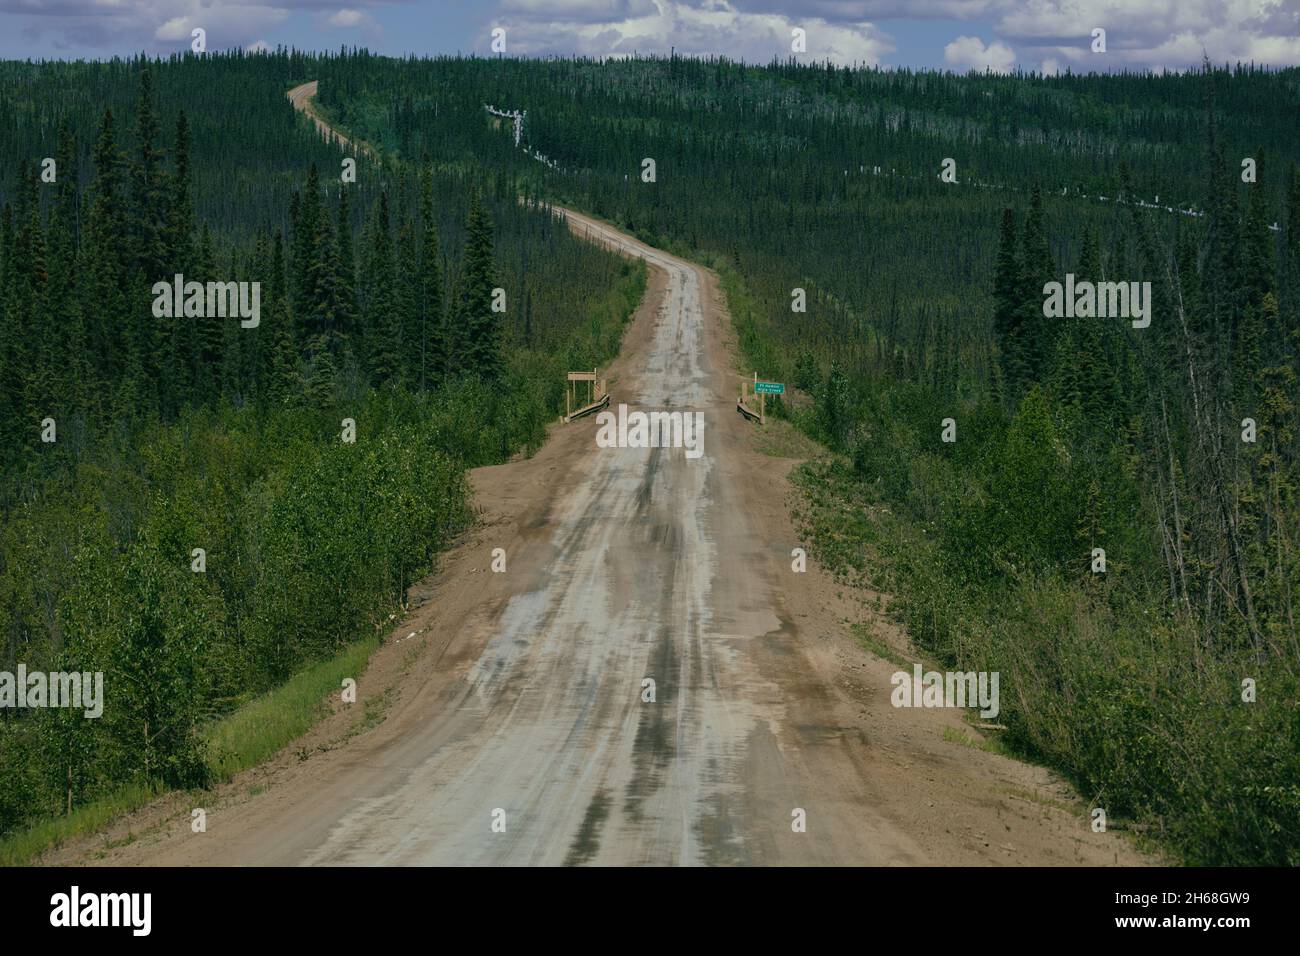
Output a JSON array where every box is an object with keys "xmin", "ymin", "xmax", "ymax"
[
  {"xmin": 205, "ymin": 635, "xmax": 379, "ymax": 781},
  {"xmin": 1, "ymin": 634, "xmax": 382, "ymax": 866}
]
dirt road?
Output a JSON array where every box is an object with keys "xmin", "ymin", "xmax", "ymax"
[
  {"xmin": 287, "ymin": 81, "xmax": 375, "ymax": 156},
  {"xmin": 46, "ymin": 88, "xmax": 1150, "ymax": 867}
]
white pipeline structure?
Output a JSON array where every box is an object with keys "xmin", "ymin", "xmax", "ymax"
[
  {"xmin": 484, "ymin": 104, "xmax": 563, "ymax": 171},
  {"xmin": 485, "ymin": 104, "xmax": 525, "ymax": 146}
]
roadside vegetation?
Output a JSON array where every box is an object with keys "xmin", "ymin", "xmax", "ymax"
[{"xmin": 0, "ymin": 56, "xmax": 644, "ymax": 853}]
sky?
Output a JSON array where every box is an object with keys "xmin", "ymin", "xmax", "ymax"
[{"xmin": 1, "ymin": 0, "xmax": 1299, "ymax": 74}]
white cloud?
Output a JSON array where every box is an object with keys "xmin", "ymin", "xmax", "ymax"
[
  {"xmin": 500, "ymin": 0, "xmax": 656, "ymax": 24},
  {"xmin": 5, "ymin": 0, "xmax": 1300, "ymax": 69},
  {"xmin": 729, "ymin": 1, "xmax": 999, "ymax": 21},
  {"xmin": 486, "ymin": 1, "xmax": 1300, "ymax": 70},
  {"xmin": 0, "ymin": 0, "xmax": 394, "ymax": 54},
  {"xmin": 0, "ymin": 0, "xmax": 295, "ymax": 52},
  {"xmin": 494, "ymin": 0, "xmax": 893, "ymax": 65},
  {"xmin": 327, "ymin": 8, "xmax": 365, "ymax": 27},
  {"xmin": 994, "ymin": 0, "xmax": 1300, "ymax": 70},
  {"xmin": 944, "ymin": 34, "xmax": 1015, "ymax": 72},
  {"xmin": 154, "ymin": 4, "xmax": 290, "ymax": 46}
]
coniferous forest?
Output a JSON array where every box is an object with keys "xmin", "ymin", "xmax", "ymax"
[
  {"xmin": 310, "ymin": 51, "xmax": 1300, "ymax": 863},
  {"xmin": 0, "ymin": 51, "xmax": 645, "ymax": 844},
  {"xmin": 0, "ymin": 48, "xmax": 1297, "ymax": 866}
]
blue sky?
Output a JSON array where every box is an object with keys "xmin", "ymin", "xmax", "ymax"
[{"xmin": 2, "ymin": 1, "xmax": 1299, "ymax": 73}]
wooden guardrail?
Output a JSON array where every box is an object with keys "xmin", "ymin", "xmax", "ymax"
[{"xmin": 737, "ymin": 372, "xmax": 764, "ymax": 424}]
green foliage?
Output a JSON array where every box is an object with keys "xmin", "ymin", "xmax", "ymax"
[
  {"xmin": 206, "ymin": 633, "xmax": 379, "ymax": 782},
  {"xmin": 944, "ymin": 387, "xmax": 1080, "ymax": 580},
  {"xmin": 453, "ymin": 191, "xmax": 502, "ymax": 380},
  {"xmin": 818, "ymin": 361, "xmax": 852, "ymax": 451},
  {"xmin": 0, "ymin": 54, "xmax": 647, "ymax": 844},
  {"xmin": 2, "ymin": 47, "xmax": 1295, "ymax": 865},
  {"xmin": 795, "ymin": 456, "xmax": 1300, "ymax": 865}
]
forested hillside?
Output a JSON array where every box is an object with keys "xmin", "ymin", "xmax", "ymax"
[
  {"xmin": 322, "ymin": 52, "xmax": 1300, "ymax": 863},
  {"xmin": 0, "ymin": 51, "xmax": 644, "ymax": 843}
]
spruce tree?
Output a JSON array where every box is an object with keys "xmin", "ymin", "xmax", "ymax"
[
  {"xmin": 335, "ymin": 186, "xmax": 359, "ymax": 340},
  {"xmin": 1050, "ymin": 229, "xmax": 1117, "ymax": 427},
  {"xmin": 292, "ymin": 164, "xmax": 322, "ymax": 335},
  {"xmin": 266, "ymin": 294, "xmax": 301, "ymax": 407},
  {"xmin": 195, "ymin": 223, "xmax": 223, "ymax": 397},
  {"xmin": 418, "ymin": 168, "xmax": 445, "ymax": 389},
  {"xmin": 1018, "ymin": 185, "xmax": 1054, "ymax": 385},
  {"xmin": 306, "ymin": 211, "xmax": 343, "ymax": 347},
  {"xmin": 992, "ymin": 207, "xmax": 1024, "ymax": 400},
  {"xmin": 48, "ymin": 123, "xmax": 84, "ymax": 419},
  {"xmin": 168, "ymin": 112, "xmax": 194, "ymax": 268},
  {"xmin": 130, "ymin": 68, "xmax": 169, "ymax": 279},
  {"xmin": 85, "ymin": 109, "xmax": 127, "ymax": 380},
  {"xmin": 260, "ymin": 230, "xmax": 296, "ymax": 403},
  {"xmin": 395, "ymin": 213, "xmax": 420, "ymax": 388},
  {"xmin": 363, "ymin": 191, "xmax": 399, "ymax": 386},
  {"xmin": 130, "ymin": 68, "xmax": 169, "ymax": 409},
  {"xmin": 456, "ymin": 192, "xmax": 500, "ymax": 380}
]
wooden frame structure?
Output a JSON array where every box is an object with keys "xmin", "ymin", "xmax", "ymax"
[
  {"xmin": 564, "ymin": 369, "xmax": 609, "ymax": 423},
  {"xmin": 737, "ymin": 372, "xmax": 765, "ymax": 424}
]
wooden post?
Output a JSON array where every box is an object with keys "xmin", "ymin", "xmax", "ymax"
[{"xmin": 565, "ymin": 370, "xmax": 604, "ymax": 422}]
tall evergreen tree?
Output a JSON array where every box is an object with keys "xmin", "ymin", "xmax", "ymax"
[
  {"xmin": 292, "ymin": 164, "xmax": 322, "ymax": 335},
  {"xmin": 395, "ymin": 213, "xmax": 420, "ymax": 388},
  {"xmin": 992, "ymin": 207, "xmax": 1025, "ymax": 399},
  {"xmin": 1050, "ymin": 229, "xmax": 1118, "ymax": 426},
  {"xmin": 1018, "ymin": 185, "xmax": 1054, "ymax": 384},
  {"xmin": 363, "ymin": 191, "xmax": 399, "ymax": 386},
  {"xmin": 85, "ymin": 108, "xmax": 128, "ymax": 398},
  {"xmin": 129, "ymin": 70, "xmax": 168, "ymax": 412},
  {"xmin": 194, "ymin": 223, "xmax": 222, "ymax": 397},
  {"xmin": 418, "ymin": 168, "xmax": 445, "ymax": 389},
  {"xmin": 130, "ymin": 68, "xmax": 169, "ymax": 280},
  {"xmin": 335, "ymin": 186, "xmax": 358, "ymax": 340},
  {"xmin": 263, "ymin": 230, "xmax": 300, "ymax": 407},
  {"xmin": 456, "ymin": 192, "xmax": 500, "ymax": 380},
  {"xmin": 168, "ymin": 111, "xmax": 194, "ymax": 272},
  {"xmin": 47, "ymin": 123, "xmax": 85, "ymax": 418}
]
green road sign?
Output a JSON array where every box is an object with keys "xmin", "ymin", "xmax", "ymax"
[{"xmin": 754, "ymin": 381, "xmax": 784, "ymax": 395}]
